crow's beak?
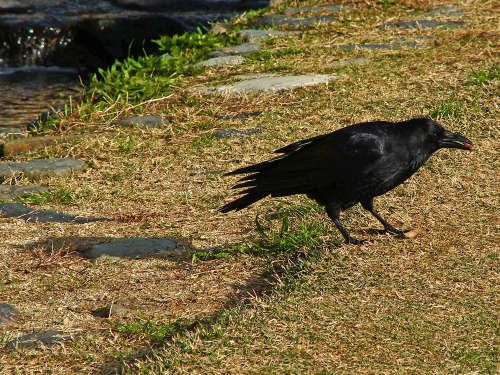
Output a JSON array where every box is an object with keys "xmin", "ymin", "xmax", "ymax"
[{"xmin": 440, "ymin": 130, "xmax": 474, "ymax": 150}]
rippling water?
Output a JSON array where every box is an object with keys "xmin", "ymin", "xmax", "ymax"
[{"xmin": 0, "ymin": 66, "xmax": 80, "ymax": 130}]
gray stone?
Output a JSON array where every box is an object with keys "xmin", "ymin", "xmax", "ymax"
[
  {"xmin": 194, "ymin": 55, "xmax": 245, "ymax": 68},
  {"xmin": 376, "ymin": 19, "xmax": 466, "ymax": 30},
  {"xmin": 206, "ymin": 50, "xmax": 228, "ymax": 58},
  {"xmin": 426, "ymin": 6, "xmax": 463, "ymax": 17},
  {"xmin": 0, "ymin": 127, "xmax": 25, "ymax": 140},
  {"xmin": 0, "ymin": 203, "xmax": 106, "ymax": 224},
  {"xmin": 331, "ymin": 58, "xmax": 371, "ymax": 67},
  {"xmin": 333, "ymin": 43, "xmax": 393, "ymax": 50},
  {"xmin": 282, "ymin": 5, "xmax": 353, "ymax": 16},
  {"xmin": 332, "ymin": 42, "xmax": 424, "ymax": 50},
  {"xmin": 85, "ymin": 237, "xmax": 177, "ymax": 259},
  {"xmin": 214, "ymin": 128, "xmax": 264, "ymax": 139},
  {"xmin": 216, "ymin": 43, "xmax": 261, "ymax": 55},
  {"xmin": 4, "ymin": 330, "xmax": 77, "ymax": 350},
  {"xmin": 238, "ymin": 29, "xmax": 301, "ymax": 42},
  {"xmin": 114, "ymin": 115, "xmax": 169, "ymax": 128},
  {"xmin": 0, "ymin": 158, "xmax": 86, "ymax": 180},
  {"xmin": 0, "ymin": 185, "xmax": 49, "ymax": 200},
  {"xmin": 0, "ymin": 303, "xmax": 20, "ymax": 326},
  {"xmin": 192, "ymin": 74, "xmax": 337, "ymax": 96},
  {"xmin": 254, "ymin": 14, "xmax": 336, "ymax": 27}
]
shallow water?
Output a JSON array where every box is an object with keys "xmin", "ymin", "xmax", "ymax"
[{"xmin": 0, "ymin": 66, "xmax": 80, "ymax": 130}]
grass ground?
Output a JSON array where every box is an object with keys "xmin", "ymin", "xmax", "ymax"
[{"xmin": 0, "ymin": 0, "xmax": 498, "ymax": 373}]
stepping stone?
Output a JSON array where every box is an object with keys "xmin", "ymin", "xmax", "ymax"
[
  {"xmin": 0, "ymin": 303, "xmax": 20, "ymax": 326},
  {"xmin": 113, "ymin": 115, "xmax": 169, "ymax": 128},
  {"xmin": 0, "ymin": 127, "xmax": 25, "ymax": 140},
  {"xmin": 254, "ymin": 14, "xmax": 337, "ymax": 28},
  {"xmin": 238, "ymin": 29, "xmax": 301, "ymax": 42},
  {"xmin": 194, "ymin": 55, "xmax": 245, "ymax": 68},
  {"xmin": 84, "ymin": 237, "xmax": 177, "ymax": 259},
  {"xmin": 376, "ymin": 19, "xmax": 466, "ymax": 30},
  {"xmin": 331, "ymin": 57, "xmax": 371, "ymax": 67},
  {"xmin": 0, "ymin": 203, "xmax": 106, "ymax": 223},
  {"xmin": 426, "ymin": 6, "xmax": 463, "ymax": 17},
  {"xmin": 282, "ymin": 5, "xmax": 353, "ymax": 16},
  {"xmin": 0, "ymin": 185, "xmax": 49, "ymax": 200},
  {"xmin": 333, "ymin": 42, "xmax": 423, "ymax": 50},
  {"xmin": 4, "ymin": 330, "xmax": 77, "ymax": 350},
  {"xmin": 0, "ymin": 158, "xmax": 86, "ymax": 180},
  {"xmin": 192, "ymin": 74, "xmax": 337, "ymax": 96},
  {"xmin": 216, "ymin": 43, "xmax": 261, "ymax": 55},
  {"xmin": 214, "ymin": 128, "xmax": 264, "ymax": 139}
]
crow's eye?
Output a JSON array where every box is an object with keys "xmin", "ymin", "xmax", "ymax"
[{"xmin": 429, "ymin": 133, "xmax": 439, "ymax": 141}]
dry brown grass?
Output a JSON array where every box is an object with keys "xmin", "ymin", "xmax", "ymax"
[{"xmin": 1, "ymin": 0, "xmax": 499, "ymax": 373}]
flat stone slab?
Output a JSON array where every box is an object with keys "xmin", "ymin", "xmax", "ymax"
[
  {"xmin": 238, "ymin": 29, "xmax": 301, "ymax": 42},
  {"xmin": 194, "ymin": 55, "xmax": 245, "ymax": 68},
  {"xmin": 426, "ymin": 6, "xmax": 463, "ymax": 17},
  {"xmin": 333, "ymin": 42, "xmax": 423, "ymax": 50},
  {"xmin": 0, "ymin": 185, "xmax": 49, "ymax": 200},
  {"xmin": 0, "ymin": 203, "xmax": 106, "ymax": 223},
  {"xmin": 216, "ymin": 43, "xmax": 261, "ymax": 55},
  {"xmin": 0, "ymin": 303, "xmax": 20, "ymax": 326},
  {"xmin": 4, "ymin": 330, "xmax": 77, "ymax": 350},
  {"xmin": 114, "ymin": 115, "xmax": 169, "ymax": 128},
  {"xmin": 376, "ymin": 19, "xmax": 466, "ymax": 29},
  {"xmin": 85, "ymin": 237, "xmax": 177, "ymax": 259},
  {"xmin": 282, "ymin": 5, "xmax": 353, "ymax": 16},
  {"xmin": 192, "ymin": 75, "xmax": 337, "ymax": 96},
  {"xmin": 0, "ymin": 157, "xmax": 86, "ymax": 180},
  {"xmin": 214, "ymin": 128, "xmax": 264, "ymax": 139},
  {"xmin": 254, "ymin": 14, "xmax": 337, "ymax": 28}
]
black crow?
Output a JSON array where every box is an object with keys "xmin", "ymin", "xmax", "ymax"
[{"xmin": 220, "ymin": 118, "xmax": 473, "ymax": 244}]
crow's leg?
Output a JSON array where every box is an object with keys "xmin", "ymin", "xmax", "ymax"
[
  {"xmin": 360, "ymin": 199, "xmax": 404, "ymax": 237},
  {"xmin": 325, "ymin": 203, "xmax": 368, "ymax": 245}
]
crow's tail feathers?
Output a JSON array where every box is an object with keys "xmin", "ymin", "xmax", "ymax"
[{"xmin": 219, "ymin": 193, "xmax": 267, "ymax": 213}]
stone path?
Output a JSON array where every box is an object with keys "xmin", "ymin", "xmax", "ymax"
[
  {"xmin": 1, "ymin": 3, "xmax": 469, "ymax": 353},
  {"xmin": 0, "ymin": 157, "xmax": 85, "ymax": 180}
]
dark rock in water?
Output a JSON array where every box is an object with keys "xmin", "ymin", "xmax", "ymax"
[
  {"xmin": 254, "ymin": 14, "xmax": 336, "ymax": 27},
  {"xmin": 4, "ymin": 330, "xmax": 78, "ymax": 350},
  {"xmin": 426, "ymin": 6, "xmax": 463, "ymax": 17},
  {"xmin": 376, "ymin": 19, "xmax": 466, "ymax": 30},
  {"xmin": 0, "ymin": 303, "xmax": 20, "ymax": 326},
  {"xmin": 0, "ymin": 185, "xmax": 49, "ymax": 200},
  {"xmin": 216, "ymin": 43, "xmax": 262, "ymax": 55},
  {"xmin": 0, "ymin": 0, "xmax": 270, "ymax": 72},
  {"xmin": 114, "ymin": 116, "xmax": 170, "ymax": 128},
  {"xmin": 214, "ymin": 128, "xmax": 264, "ymax": 138},
  {"xmin": 85, "ymin": 237, "xmax": 178, "ymax": 259},
  {"xmin": 0, "ymin": 203, "xmax": 106, "ymax": 224},
  {"xmin": 0, "ymin": 158, "xmax": 86, "ymax": 180},
  {"xmin": 217, "ymin": 110, "xmax": 264, "ymax": 120},
  {"xmin": 111, "ymin": 0, "xmax": 270, "ymax": 12}
]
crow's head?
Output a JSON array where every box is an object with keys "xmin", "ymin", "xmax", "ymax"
[{"xmin": 411, "ymin": 118, "xmax": 474, "ymax": 152}]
